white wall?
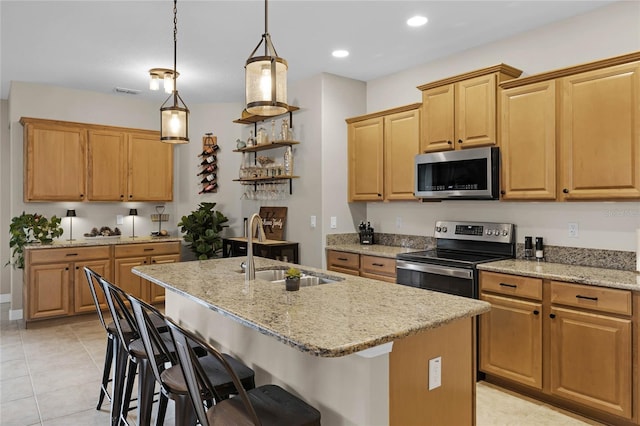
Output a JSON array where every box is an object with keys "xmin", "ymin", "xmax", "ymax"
[
  {"xmin": 360, "ymin": 1, "xmax": 640, "ymax": 251},
  {"xmin": 0, "ymin": 99, "xmax": 10, "ymax": 301}
]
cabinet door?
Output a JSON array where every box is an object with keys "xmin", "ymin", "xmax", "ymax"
[
  {"xmin": 456, "ymin": 74, "xmax": 497, "ymax": 149},
  {"xmin": 24, "ymin": 121, "xmax": 86, "ymax": 201},
  {"xmin": 384, "ymin": 108, "xmax": 420, "ymax": 200},
  {"xmin": 500, "ymin": 81, "xmax": 557, "ymax": 200},
  {"xmin": 73, "ymin": 259, "xmax": 111, "ymax": 314},
  {"xmin": 128, "ymin": 132, "xmax": 174, "ymax": 201},
  {"xmin": 326, "ymin": 250, "xmax": 360, "ymax": 276},
  {"xmin": 28, "ymin": 262, "xmax": 71, "ymax": 319},
  {"xmin": 421, "ymin": 84, "xmax": 455, "ymax": 152},
  {"xmin": 114, "ymin": 256, "xmax": 148, "ymax": 301},
  {"xmin": 549, "ymin": 307, "xmax": 632, "ymax": 418},
  {"xmin": 348, "ymin": 117, "xmax": 384, "ymax": 201},
  {"xmin": 87, "ymin": 129, "xmax": 127, "ymax": 201},
  {"xmin": 147, "ymin": 254, "xmax": 180, "ymax": 303},
  {"xmin": 479, "ymin": 293, "xmax": 542, "ymax": 389},
  {"xmin": 560, "ymin": 61, "xmax": 640, "ymax": 200}
]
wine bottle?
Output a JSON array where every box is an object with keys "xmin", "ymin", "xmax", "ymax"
[
  {"xmin": 200, "ymin": 144, "xmax": 220, "ymax": 156},
  {"xmin": 200, "ymin": 173, "xmax": 217, "ymax": 184},
  {"xmin": 200, "ymin": 155, "xmax": 217, "ymax": 165},
  {"xmin": 197, "ymin": 164, "xmax": 218, "ymax": 175},
  {"xmin": 199, "ymin": 182, "xmax": 218, "ymax": 194}
]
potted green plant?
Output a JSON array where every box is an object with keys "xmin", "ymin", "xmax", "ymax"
[
  {"xmin": 178, "ymin": 202, "xmax": 229, "ymax": 260},
  {"xmin": 285, "ymin": 267, "xmax": 301, "ymax": 291},
  {"xmin": 6, "ymin": 212, "xmax": 64, "ymax": 269}
]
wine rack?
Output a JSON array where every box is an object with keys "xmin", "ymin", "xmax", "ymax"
[{"xmin": 198, "ymin": 133, "xmax": 219, "ymax": 194}]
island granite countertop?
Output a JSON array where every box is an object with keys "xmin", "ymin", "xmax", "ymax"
[
  {"xmin": 478, "ymin": 259, "xmax": 640, "ymax": 292},
  {"xmin": 133, "ymin": 256, "xmax": 490, "ymax": 357}
]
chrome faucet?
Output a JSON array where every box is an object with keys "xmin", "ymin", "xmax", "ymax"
[{"xmin": 245, "ymin": 213, "xmax": 266, "ymax": 280}]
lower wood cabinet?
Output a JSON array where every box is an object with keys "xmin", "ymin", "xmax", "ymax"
[
  {"xmin": 479, "ymin": 271, "xmax": 637, "ymax": 424},
  {"xmin": 327, "ymin": 249, "xmax": 396, "ymax": 283},
  {"xmin": 24, "ymin": 241, "xmax": 180, "ymax": 324}
]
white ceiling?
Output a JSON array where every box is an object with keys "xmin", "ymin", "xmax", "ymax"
[{"xmin": 1, "ymin": 0, "xmax": 618, "ymax": 105}]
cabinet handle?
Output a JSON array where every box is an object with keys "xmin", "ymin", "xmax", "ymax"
[
  {"xmin": 144, "ymin": 248, "xmax": 154, "ymax": 252},
  {"xmin": 372, "ymin": 263, "xmax": 385, "ymax": 267},
  {"xmin": 563, "ymin": 188, "xmax": 569, "ymax": 194},
  {"xmin": 65, "ymin": 253, "xmax": 79, "ymax": 257},
  {"xmin": 120, "ymin": 194, "xmax": 124, "ymax": 198},
  {"xmin": 377, "ymin": 193, "xmax": 382, "ymax": 197},
  {"xmin": 75, "ymin": 266, "xmax": 79, "ymax": 270},
  {"xmin": 533, "ymin": 310, "xmax": 539, "ymax": 315},
  {"xmin": 129, "ymin": 195, "xmax": 133, "ymax": 198},
  {"xmin": 338, "ymin": 257, "xmax": 349, "ymax": 261},
  {"xmin": 152, "ymin": 259, "xmax": 156, "ymax": 263},
  {"xmin": 143, "ymin": 260, "xmax": 147, "ymax": 264},
  {"xmin": 79, "ymin": 194, "xmax": 84, "ymax": 198},
  {"xmin": 549, "ymin": 313, "xmax": 556, "ymax": 319},
  {"xmin": 500, "ymin": 190, "xmax": 506, "ymax": 195},
  {"xmin": 447, "ymin": 140, "xmax": 452, "ymax": 145},
  {"xmin": 499, "ymin": 282, "xmax": 517, "ymax": 288},
  {"xmin": 457, "ymin": 139, "xmax": 463, "ymax": 144},
  {"xmin": 65, "ymin": 267, "xmax": 69, "ymax": 270},
  {"xmin": 576, "ymin": 294, "xmax": 598, "ymax": 301}
]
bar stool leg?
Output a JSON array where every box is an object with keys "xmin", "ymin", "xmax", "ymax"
[
  {"xmin": 111, "ymin": 343, "xmax": 129, "ymax": 426},
  {"xmin": 137, "ymin": 360, "xmax": 156, "ymax": 426},
  {"xmin": 97, "ymin": 334, "xmax": 114, "ymax": 410}
]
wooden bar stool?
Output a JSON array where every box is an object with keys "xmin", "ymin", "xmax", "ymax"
[
  {"xmin": 165, "ymin": 316, "xmax": 322, "ymax": 426},
  {"xmin": 127, "ymin": 294, "xmax": 256, "ymax": 426}
]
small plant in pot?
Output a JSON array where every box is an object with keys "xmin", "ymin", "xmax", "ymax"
[
  {"xmin": 6, "ymin": 212, "xmax": 63, "ymax": 269},
  {"xmin": 285, "ymin": 267, "xmax": 301, "ymax": 291},
  {"xmin": 178, "ymin": 202, "xmax": 229, "ymax": 260}
]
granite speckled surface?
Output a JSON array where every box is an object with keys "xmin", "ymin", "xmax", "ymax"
[
  {"xmin": 326, "ymin": 233, "xmax": 433, "ymax": 251},
  {"xmin": 478, "ymin": 259, "xmax": 640, "ymax": 292},
  {"xmin": 515, "ymin": 243, "xmax": 636, "ymax": 271},
  {"xmin": 23, "ymin": 236, "xmax": 183, "ymax": 250},
  {"xmin": 325, "ymin": 243, "xmax": 423, "ymax": 259},
  {"xmin": 133, "ymin": 257, "xmax": 490, "ymax": 357}
]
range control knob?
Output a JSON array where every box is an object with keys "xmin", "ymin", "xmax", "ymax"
[
  {"xmin": 502, "ymin": 229, "xmax": 509, "ymax": 236},
  {"xmin": 435, "ymin": 226, "xmax": 442, "ymax": 232},
  {"xmin": 486, "ymin": 230, "xmax": 493, "ymax": 235},
  {"xmin": 441, "ymin": 226, "xmax": 448, "ymax": 233}
]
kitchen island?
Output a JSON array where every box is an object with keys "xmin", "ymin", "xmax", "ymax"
[{"xmin": 133, "ymin": 257, "xmax": 490, "ymax": 426}]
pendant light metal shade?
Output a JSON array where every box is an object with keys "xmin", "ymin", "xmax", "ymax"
[
  {"xmin": 160, "ymin": 0, "xmax": 189, "ymax": 143},
  {"xmin": 245, "ymin": 0, "xmax": 288, "ymax": 116}
]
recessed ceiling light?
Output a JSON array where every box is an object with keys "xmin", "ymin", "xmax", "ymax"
[
  {"xmin": 332, "ymin": 49, "xmax": 349, "ymax": 58},
  {"xmin": 407, "ymin": 15, "xmax": 428, "ymax": 27}
]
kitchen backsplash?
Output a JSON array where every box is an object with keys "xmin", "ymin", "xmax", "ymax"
[{"xmin": 327, "ymin": 233, "xmax": 636, "ymax": 271}]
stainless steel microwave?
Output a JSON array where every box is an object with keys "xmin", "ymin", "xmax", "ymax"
[{"xmin": 414, "ymin": 147, "xmax": 500, "ymax": 200}]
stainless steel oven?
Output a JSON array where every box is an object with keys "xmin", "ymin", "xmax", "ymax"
[{"xmin": 396, "ymin": 220, "xmax": 515, "ymax": 299}]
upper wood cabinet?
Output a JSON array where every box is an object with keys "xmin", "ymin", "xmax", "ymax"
[
  {"xmin": 500, "ymin": 80, "xmax": 557, "ymax": 200},
  {"xmin": 20, "ymin": 117, "xmax": 173, "ymax": 202},
  {"xmin": 559, "ymin": 61, "xmax": 640, "ymax": 200},
  {"xmin": 418, "ymin": 64, "xmax": 522, "ymax": 153},
  {"xmin": 21, "ymin": 118, "xmax": 87, "ymax": 201},
  {"xmin": 346, "ymin": 103, "xmax": 421, "ymax": 202},
  {"xmin": 499, "ymin": 51, "xmax": 640, "ymax": 201}
]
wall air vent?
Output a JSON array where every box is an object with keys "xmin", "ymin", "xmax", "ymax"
[{"xmin": 114, "ymin": 87, "xmax": 141, "ymax": 95}]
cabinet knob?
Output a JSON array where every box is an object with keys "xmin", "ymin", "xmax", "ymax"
[
  {"xmin": 533, "ymin": 310, "xmax": 539, "ymax": 315},
  {"xmin": 80, "ymin": 194, "xmax": 84, "ymax": 198},
  {"xmin": 549, "ymin": 313, "xmax": 556, "ymax": 319},
  {"xmin": 458, "ymin": 139, "xmax": 463, "ymax": 144},
  {"xmin": 447, "ymin": 140, "xmax": 452, "ymax": 145},
  {"xmin": 152, "ymin": 259, "xmax": 156, "ymax": 263},
  {"xmin": 120, "ymin": 194, "xmax": 124, "ymax": 198},
  {"xmin": 75, "ymin": 266, "xmax": 79, "ymax": 270},
  {"xmin": 65, "ymin": 267, "xmax": 69, "ymax": 270},
  {"xmin": 563, "ymin": 188, "xmax": 569, "ymax": 194},
  {"xmin": 129, "ymin": 195, "xmax": 133, "ymax": 198},
  {"xmin": 500, "ymin": 190, "xmax": 506, "ymax": 195},
  {"xmin": 143, "ymin": 260, "xmax": 147, "ymax": 264},
  {"xmin": 377, "ymin": 193, "xmax": 382, "ymax": 197}
]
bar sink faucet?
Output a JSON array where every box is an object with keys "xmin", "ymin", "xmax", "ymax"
[{"xmin": 246, "ymin": 213, "xmax": 266, "ymax": 280}]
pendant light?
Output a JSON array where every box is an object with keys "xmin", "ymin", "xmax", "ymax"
[
  {"xmin": 160, "ymin": 0, "xmax": 189, "ymax": 143},
  {"xmin": 245, "ymin": 0, "xmax": 288, "ymax": 116}
]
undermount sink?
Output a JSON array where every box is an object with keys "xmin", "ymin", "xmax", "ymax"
[{"xmin": 250, "ymin": 268, "xmax": 343, "ymax": 286}]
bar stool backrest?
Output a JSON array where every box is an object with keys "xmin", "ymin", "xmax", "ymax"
[
  {"xmin": 99, "ymin": 277, "xmax": 139, "ymax": 350},
  {"xmin": 165, "ymin": 316, "xmax": 261, "ymax": 426},
  {"xmin": 83, "ymin": 267, "xmax": 110, "ymax": 332}
]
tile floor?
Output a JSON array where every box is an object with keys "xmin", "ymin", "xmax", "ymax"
[{"xmin": 0, "ymin": 302, "xmax": 604, "ymax": 426}]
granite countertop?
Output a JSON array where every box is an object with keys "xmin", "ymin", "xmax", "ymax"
[
  {"xmin": 225, "ymin": 237, "xmax": 297, "ymax": 246},
  {"xmin": 133, "ymin": 257, "xmax": 490, "ymax": 357},
  {"xmin": 478, "ymin": 259, "xmax": 640, "ymax": 292},
  {"xmin": 325, "ymin": 243, "xmax": 422, "ymax": 259},
  {"xmin": 24, "ymin": 236, "xmax": 183, "ymax": 250}
]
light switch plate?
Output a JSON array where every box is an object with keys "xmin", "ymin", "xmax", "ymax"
[
  {"xmin": 330, "ymin": 216, "xmax": 337, "ymax": 229},
  {"xmin": 568, "ymin": 222, "xmax": 579, "ymax": 238},
  {"xmin": 116, "ymin": 215, "xmax": 124, "ymax": 225},
  {"xmin": 310, "ymin": 215, "xmax": 317, "ymax": 228},
  {"xmin": 428, "ymin": 356, "xmax": 442, "ymax": 390}
]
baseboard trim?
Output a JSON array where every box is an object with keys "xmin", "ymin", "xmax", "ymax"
[
  {"xmin": 0, "ymin": 293, "xmax": 10, "ymax": 303},
  {"xmin": 9, "ymin": 309, "xmax": 23, "ymax": 321}
]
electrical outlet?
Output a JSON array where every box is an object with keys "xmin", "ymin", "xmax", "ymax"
[
  {"xmin": 428, "ymin": 356, "xmax": 442, "ymax": 390},
  {"xmin": 330, "ymin": 216, "xmax": 337, "ymax": 229},
  {"xmin": 116, "ymin": 215, "xmax": 124, "ymax": 225},
  {"xmin": 310, "ymin": 215, "xmax": 316, "ymax": 228},
  {"xmin": 568, "ymin": 222, "xmax": 579, "ymax": 238},
  {"xmin": 396, "ymin": 216, "xmax": 402, "ymax": 229}
]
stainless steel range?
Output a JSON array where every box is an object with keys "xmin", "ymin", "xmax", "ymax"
[{"xmin": 396, "ymin": 220, "xmax": 515, "ymax": 298}]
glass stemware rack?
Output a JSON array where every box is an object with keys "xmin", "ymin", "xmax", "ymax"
[{"xmin": 233, "ymin": 106, "xmax": 300, "ymax": 195}]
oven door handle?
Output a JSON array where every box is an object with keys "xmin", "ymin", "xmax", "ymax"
[{"xmin": 396, "ymin": 260, "xmax": 473, "ymax": 280}]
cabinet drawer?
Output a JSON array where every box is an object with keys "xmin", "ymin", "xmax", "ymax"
[
  {"xmin": 114, "ymin": 242, "xmax": 180, "ymax": 258},
  {"xmin": 480, "ymin": 271, "xmax": 542, "ymax": 301},
  {"xmin": 550, "ymin": 281, "xmax": 631, "ymax": 316},
  {"xmin": 327, "ymin": 250, "xmax": 359, "ymax": 271},
  {"xmin": 29, "ymin": 246, "xmax": 111, "ymax": 264},
  {"xmin": 360, "ymin": 255, "xmax": 396, "ymax": 278}
]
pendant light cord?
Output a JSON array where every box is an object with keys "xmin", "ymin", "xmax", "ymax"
[
  {"xmin": 173, "ymin": 0, "xmax": 178, "ymax": 99},
  {"xmin": 263, "ymin": 0, "xmax": 269, "ymax": 56}
]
